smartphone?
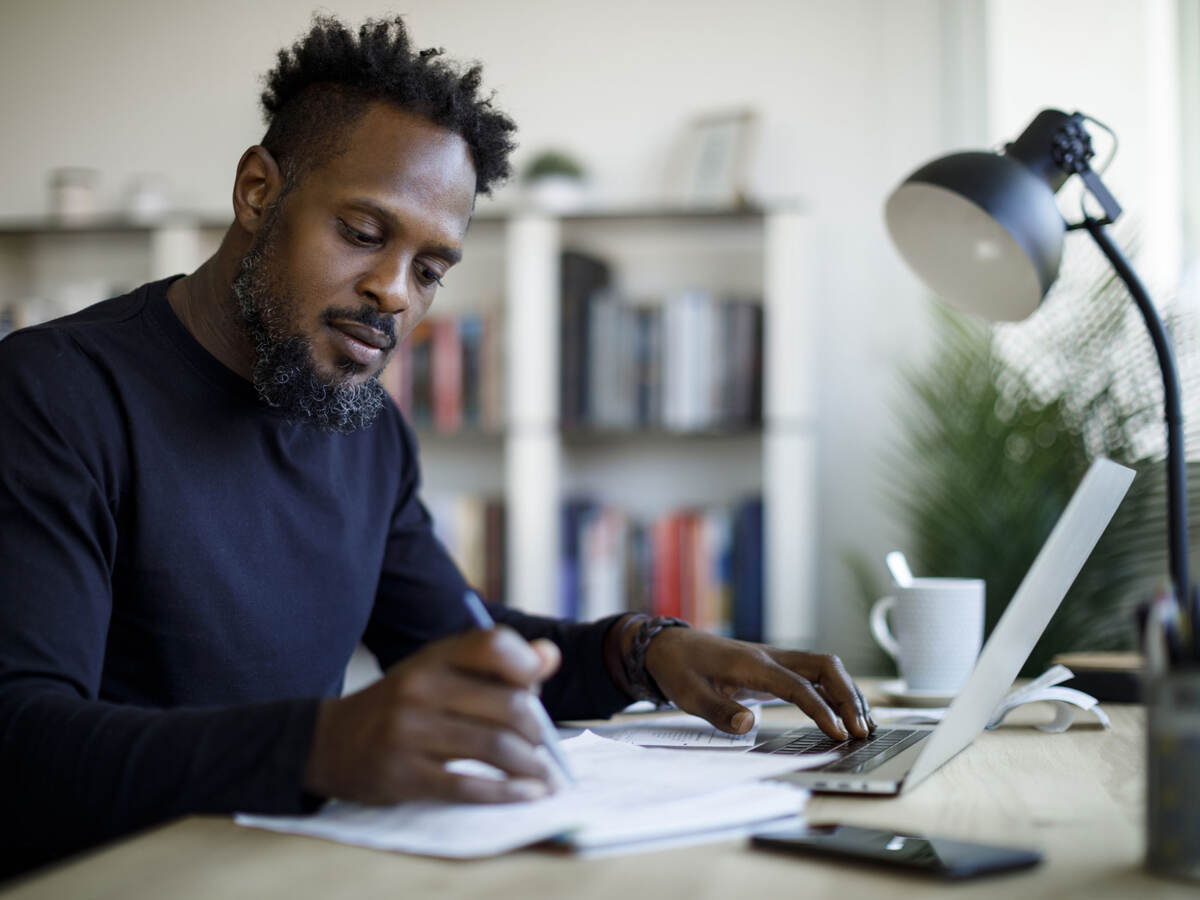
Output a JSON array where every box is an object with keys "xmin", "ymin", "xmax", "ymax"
[{"xmin": 750, "ymin": 823, "xmax": 1042, "ymax": 880}]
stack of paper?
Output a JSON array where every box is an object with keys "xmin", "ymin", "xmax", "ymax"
[{"xmin": 237, "ymin": 730, "xmax": 831, "ymax": 857}]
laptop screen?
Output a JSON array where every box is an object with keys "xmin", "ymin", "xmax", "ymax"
[{"xmin": 903, "ymin": 458, "xmax": 1135, "ymax": 790}]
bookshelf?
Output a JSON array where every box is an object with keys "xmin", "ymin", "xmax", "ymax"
[
  {"xmin": 0, "ymin": 205, "xmax": 817, "ymax": 647},
  {"xmin": 500, "ymin": 207, "xmax": 816, "ymax": 647}
]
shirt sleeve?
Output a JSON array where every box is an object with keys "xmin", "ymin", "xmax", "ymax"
[
  {"xmin": 362, "ymin": 413, "xmax": 632, "ymax": 721},
  {"xmin": 0, "ymin": 331, "xmax": 321, "ymax": 878}
]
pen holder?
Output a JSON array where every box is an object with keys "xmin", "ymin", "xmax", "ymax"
[{"xmin": 1146, "ymin": 668, "xmax": 1200, "ymax": 882}]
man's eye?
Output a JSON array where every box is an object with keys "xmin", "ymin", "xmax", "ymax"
[
  {"xmin": 338, "ymin": 219, "xmax": 382, "ymax": 246},
  {"xmin": 416, "ymin": 265, "xmax": 445, "ymax": 288}
]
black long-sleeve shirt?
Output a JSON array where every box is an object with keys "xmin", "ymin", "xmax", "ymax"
[{"xmin": 0, "ymin": 277, "xmax": 629, "ymax": 879}]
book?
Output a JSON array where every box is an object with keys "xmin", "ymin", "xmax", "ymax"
[
  {"xmin": 406, "ymin": 320, "xmax": 434, "ymax": 428},
  {"xmin": 559, "ymin": 259, "xmax": 763, "ymax": 433},
  {"xmin": 480, "ymin": 309, "xmax": 504, "ymax": 432},
  {"xmin": 731, "ymin": 498, "xmax": 764, "ymax": 643},
  {"xmin": 560, "ymin": 251, "xmax": 611, "ymax": 427},
  {"xmin": 431, "ymin": 318, "xmax": 462, "ymax": 433},
  {"xmin": 458, "ymin": 314, "xmax": 484, "ymax": 428},
  {"xmin": 558, "ymin": 498, "xmax": 762, "ymax": 637},
  {"xmin": 484, "ymin": 499, "xmax": 506, "ymax": 606},
  {"xmin": 423, "ymin": 491, "xmax": 506, "ymax": 604},
  {"xmin": 385, "ymin": 311, "xmax": 504, "ymax": 435}
]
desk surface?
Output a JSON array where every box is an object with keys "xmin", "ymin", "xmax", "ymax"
[{"xmin": 3, "ymin": 687, "xmax": 1192, "ymax": 899}]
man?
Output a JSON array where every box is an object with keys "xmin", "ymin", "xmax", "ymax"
[{"xmin": 0, "ymin": 15, "xmax": 873, "ymax": 878}]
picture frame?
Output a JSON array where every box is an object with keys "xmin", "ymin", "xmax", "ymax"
[{"xmin": 669, "ymin": 109, "xmax": 758, "ymax": 209}]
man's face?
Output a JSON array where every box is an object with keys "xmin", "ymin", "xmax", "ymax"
[{"xmin": 232, "ymin": 103, "xmax": 476, "ymax": 432}]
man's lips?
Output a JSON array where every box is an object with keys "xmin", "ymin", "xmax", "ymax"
[
  {"xmin": 327, "ymin": 321, "xmax": 395, "ymax": 369},
  {"xmin": 329, "ymin": 320, "xmax": 393, "ymax": 350}
]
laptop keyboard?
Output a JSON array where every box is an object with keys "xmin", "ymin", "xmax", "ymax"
[{"xmin": 769, "ymin": 727, "xmax": 928, "ymax": 774}]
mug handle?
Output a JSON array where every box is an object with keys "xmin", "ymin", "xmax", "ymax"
[{"xmin": 870, "ymin": 596, "xmax": 900, "ymax": 660}]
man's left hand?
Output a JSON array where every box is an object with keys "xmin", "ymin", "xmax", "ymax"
[{"xmin": 643, "ymin": 628, "xmax": 876, "ymax": 740}]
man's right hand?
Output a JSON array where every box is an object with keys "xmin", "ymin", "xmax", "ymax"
[{"xmin": 303, "ymin": 626, "xmax": 562, "ymax": 805}]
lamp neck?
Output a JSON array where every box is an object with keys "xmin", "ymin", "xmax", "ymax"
[{"xmin": 1082, "ymin": 220, "xmax": 1192, "ymax": 628}]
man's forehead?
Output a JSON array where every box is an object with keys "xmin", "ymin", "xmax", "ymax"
[{"xmin": 313, "ymin": 104, "xmax": 476, "ymax": 233}]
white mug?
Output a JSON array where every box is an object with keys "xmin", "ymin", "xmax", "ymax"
[{"xmin": 870, "ymin": 578, "xmax": 985, "ymax": 693}]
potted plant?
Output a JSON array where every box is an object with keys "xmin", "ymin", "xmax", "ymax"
[
  {"xmin": 522, "ymin": 149, "xmax": 587, "ymax": 213},
  {"xmin": 851, "ymin": 255, "xmax": 1200, "ymax": 676}
]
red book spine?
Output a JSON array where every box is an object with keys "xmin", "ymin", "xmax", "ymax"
[
  {"xmin": 432, "ymin": 318, "xmax": 463, "ymax": 433},
  {"xmin": 652, "ymin": 515, "xmax": 681, "ymax": 619},
  {"xmin": 677, "ymin": 513, "xmax": 696, "ymax": 625},
  {"xmin": 382, "ymin": 341, "xmax": 413, "ymax": 417},
  {"xmin": 693, "ymin": 513, "xmax": 714, "ymax": 631}
]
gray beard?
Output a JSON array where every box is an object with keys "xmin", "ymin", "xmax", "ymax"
[{"xmin": 230, "ymin": 223, "xmax": 388, "ymax": 434}]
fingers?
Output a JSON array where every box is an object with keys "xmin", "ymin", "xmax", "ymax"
[
  {"xmin": 530, "ymin": 638, "xmax": 561, "ymax": 682},
  {"xmin": 412, "ymin": 711, "xmax": 556, "ymax": 785},
  {"xmin": 436, "ymin": 669, "xmax": 546, "ymax": 746},
  {"xmin": 766, "ymin": 666, "xmax": 849, "ymax": 739},
  {"xmin": 443, "ymin": 626, "xmax": 557, "ymax": 688},
  {"xmin": 413, "ymin": 757, "xmax": 550, "ymax": 804},
  {"xmin": 777, "ymin": 651, "xmax": 872, "ymax": 738},
  {"xmin": 673, "ymin": 672, "xmax": 758, "ymax": 734},
  {"xmin": 854, "ymin": 682, "xmax": 878, "ymax": 732},
  {"xmin": 815, "ymin": 680, "xmax": 874, "ymax": 738},
  {"xmin": 308, "ymin": 628, "xmax": 568, "ymax": 807},
  {"xmin": 811, "ymin": 653, "xmax": 872, "ymax": 737}
]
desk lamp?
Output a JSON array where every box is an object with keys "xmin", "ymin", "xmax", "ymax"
[{"xmin": 883, "ymin": 108, "xmax": 1195, "ymax": 659}]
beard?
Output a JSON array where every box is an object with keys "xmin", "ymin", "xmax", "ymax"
[{"xmin": 229, "ymin": 209, "xmax": 393, "ymax": 433}]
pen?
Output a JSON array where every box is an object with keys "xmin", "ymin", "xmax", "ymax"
[{"xmin": 460, "ymin": 590, "xmax": 578, "ymax": 786}]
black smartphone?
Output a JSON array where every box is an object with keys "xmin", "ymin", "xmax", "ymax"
[{"xmin": 750, "ymin": 823, "xmax": 1042, "ymax": 880}]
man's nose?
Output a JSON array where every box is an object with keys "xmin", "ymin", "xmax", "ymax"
[{"xmin": 360, "ymin": 256, "xmax": 410, "ymax": 315}]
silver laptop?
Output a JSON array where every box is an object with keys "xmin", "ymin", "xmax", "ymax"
[{"xmin": 752, "ymin": 457, "xmax": 1135, "ymax": 795}]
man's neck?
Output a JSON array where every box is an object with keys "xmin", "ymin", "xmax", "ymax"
[{"xmin": 166, "ymin": 232, "xmax": 255, "ymax": 380}]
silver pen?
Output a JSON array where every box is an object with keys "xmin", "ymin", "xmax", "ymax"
[{"xmin": 460, "ymin": 591, "xmax": 578, "ymax": 786}]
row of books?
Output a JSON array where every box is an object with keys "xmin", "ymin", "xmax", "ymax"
[
  {"xmin": 425, "ymin": 490, "xmax": 765, "ymax": 640},
  {"xmin": 561, "ymin": 251, "xmax": 764, "ymax": 432},
  {"xmin": 380, "ymin": 312, "xmax": 504, "ymax": 434},
  {"xmin": 560, "ymin": 497, "xmax": 764, "ymax": 640},
  {"xmin": 425, "ymin": 493, "xmax": 507, "ymax": 607}
]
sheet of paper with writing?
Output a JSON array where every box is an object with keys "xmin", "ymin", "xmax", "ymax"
[
  {"xmin": 588, "ymin": 705, "xmax": 761, "ymax": 748},
  {"xmin": 236, "ymin": 730, "xmax": 832, "ymax": 857}
]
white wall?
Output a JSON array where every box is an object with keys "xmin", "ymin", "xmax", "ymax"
[
  {"xmin": 986, "ymin": 0, "xmax": 1184, "ymax": 291},
  {"xmin": 0, "ymin": 0, "xmax": 1185, "ymax": 668}
]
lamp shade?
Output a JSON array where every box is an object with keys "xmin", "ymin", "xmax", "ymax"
[{"xmin": 885, "ymin": 150, "xmax": 1066, "ymax": 322}]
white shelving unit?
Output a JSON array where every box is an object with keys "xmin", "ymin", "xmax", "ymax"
[
  {"xmin": 0, "ymin": 205, "xmax": 818, "ymax": 647},
  {"xmin": 499, "ymin": 207, "xmax": 817, "ymax": 647}
]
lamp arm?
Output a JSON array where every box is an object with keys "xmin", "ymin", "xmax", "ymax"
[{"xmin": 1080, "ymin": 218, "xmax": 1192, "ymax": 627}]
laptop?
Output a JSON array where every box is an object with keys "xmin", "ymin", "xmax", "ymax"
[{"xmin": 752, "ymin": 457, "xmax": 1135, "ymax": 795}]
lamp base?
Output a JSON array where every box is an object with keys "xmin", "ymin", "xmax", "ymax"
[{"xmin": 1146, "ymin": 669, "xmax": 1200, "ymax": 882}]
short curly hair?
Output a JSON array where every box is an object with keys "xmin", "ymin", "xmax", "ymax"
[{"xmin": 260, "ymin": 15, "xmax": 517, "ymax": 197}]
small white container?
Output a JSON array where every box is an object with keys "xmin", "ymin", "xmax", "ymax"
[
  {"xmin": 49, "ymin": 167, "xmax": 99, "ymax": 225},
  {"xmin": 525, "ymin": 175, "xmax": 587, "ymax": 213},
  {"xmin": 125, "ymin": 173, "xmax": 170, "ymax": 223}
]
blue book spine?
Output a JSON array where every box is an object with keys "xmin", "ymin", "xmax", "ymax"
[{"xmin": 731, "ymin": 497, "xmax": 764, "ymax": 643}]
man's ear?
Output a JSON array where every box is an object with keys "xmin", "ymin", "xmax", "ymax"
[{"xmin": 232, "ymin": 146, "xmax": 284, "ymax": 235}]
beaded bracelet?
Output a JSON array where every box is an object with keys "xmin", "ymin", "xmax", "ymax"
[{"xmin": 622, "ymin": 615, "xmax": 691, "ymax": 705}]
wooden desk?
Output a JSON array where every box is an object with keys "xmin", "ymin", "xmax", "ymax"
[{"xmin": 2, "ymin": 692, "xmax": 1192, "ymax": 899}]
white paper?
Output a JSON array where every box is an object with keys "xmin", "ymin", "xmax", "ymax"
[
  {"xmin": 590, "ymin": 705, "xmax": 761, "ymax": 748},
  {"xmin": 985, "ymin": 666, "xmax": 1111, "ymax": 732},
  {"xmin": 237, "ymin": 730, "xmax": 826, "ymax": 858},
  {"xmin": 871, "ymin": 706, "xmax": 947, "ymax": 725}
]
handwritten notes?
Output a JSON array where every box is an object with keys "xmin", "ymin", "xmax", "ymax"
[{"xmin": 237, "ymin": 729, "xmax": 823, "ymax": 857}]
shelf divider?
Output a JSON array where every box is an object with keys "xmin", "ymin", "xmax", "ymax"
[
  {"xmin": 504, "ymin": 214, "xmax": 562, "ymax": 616},
  {"xmin": 764, "ymin": 210, "xmax": 818, "ymax": 646}
]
